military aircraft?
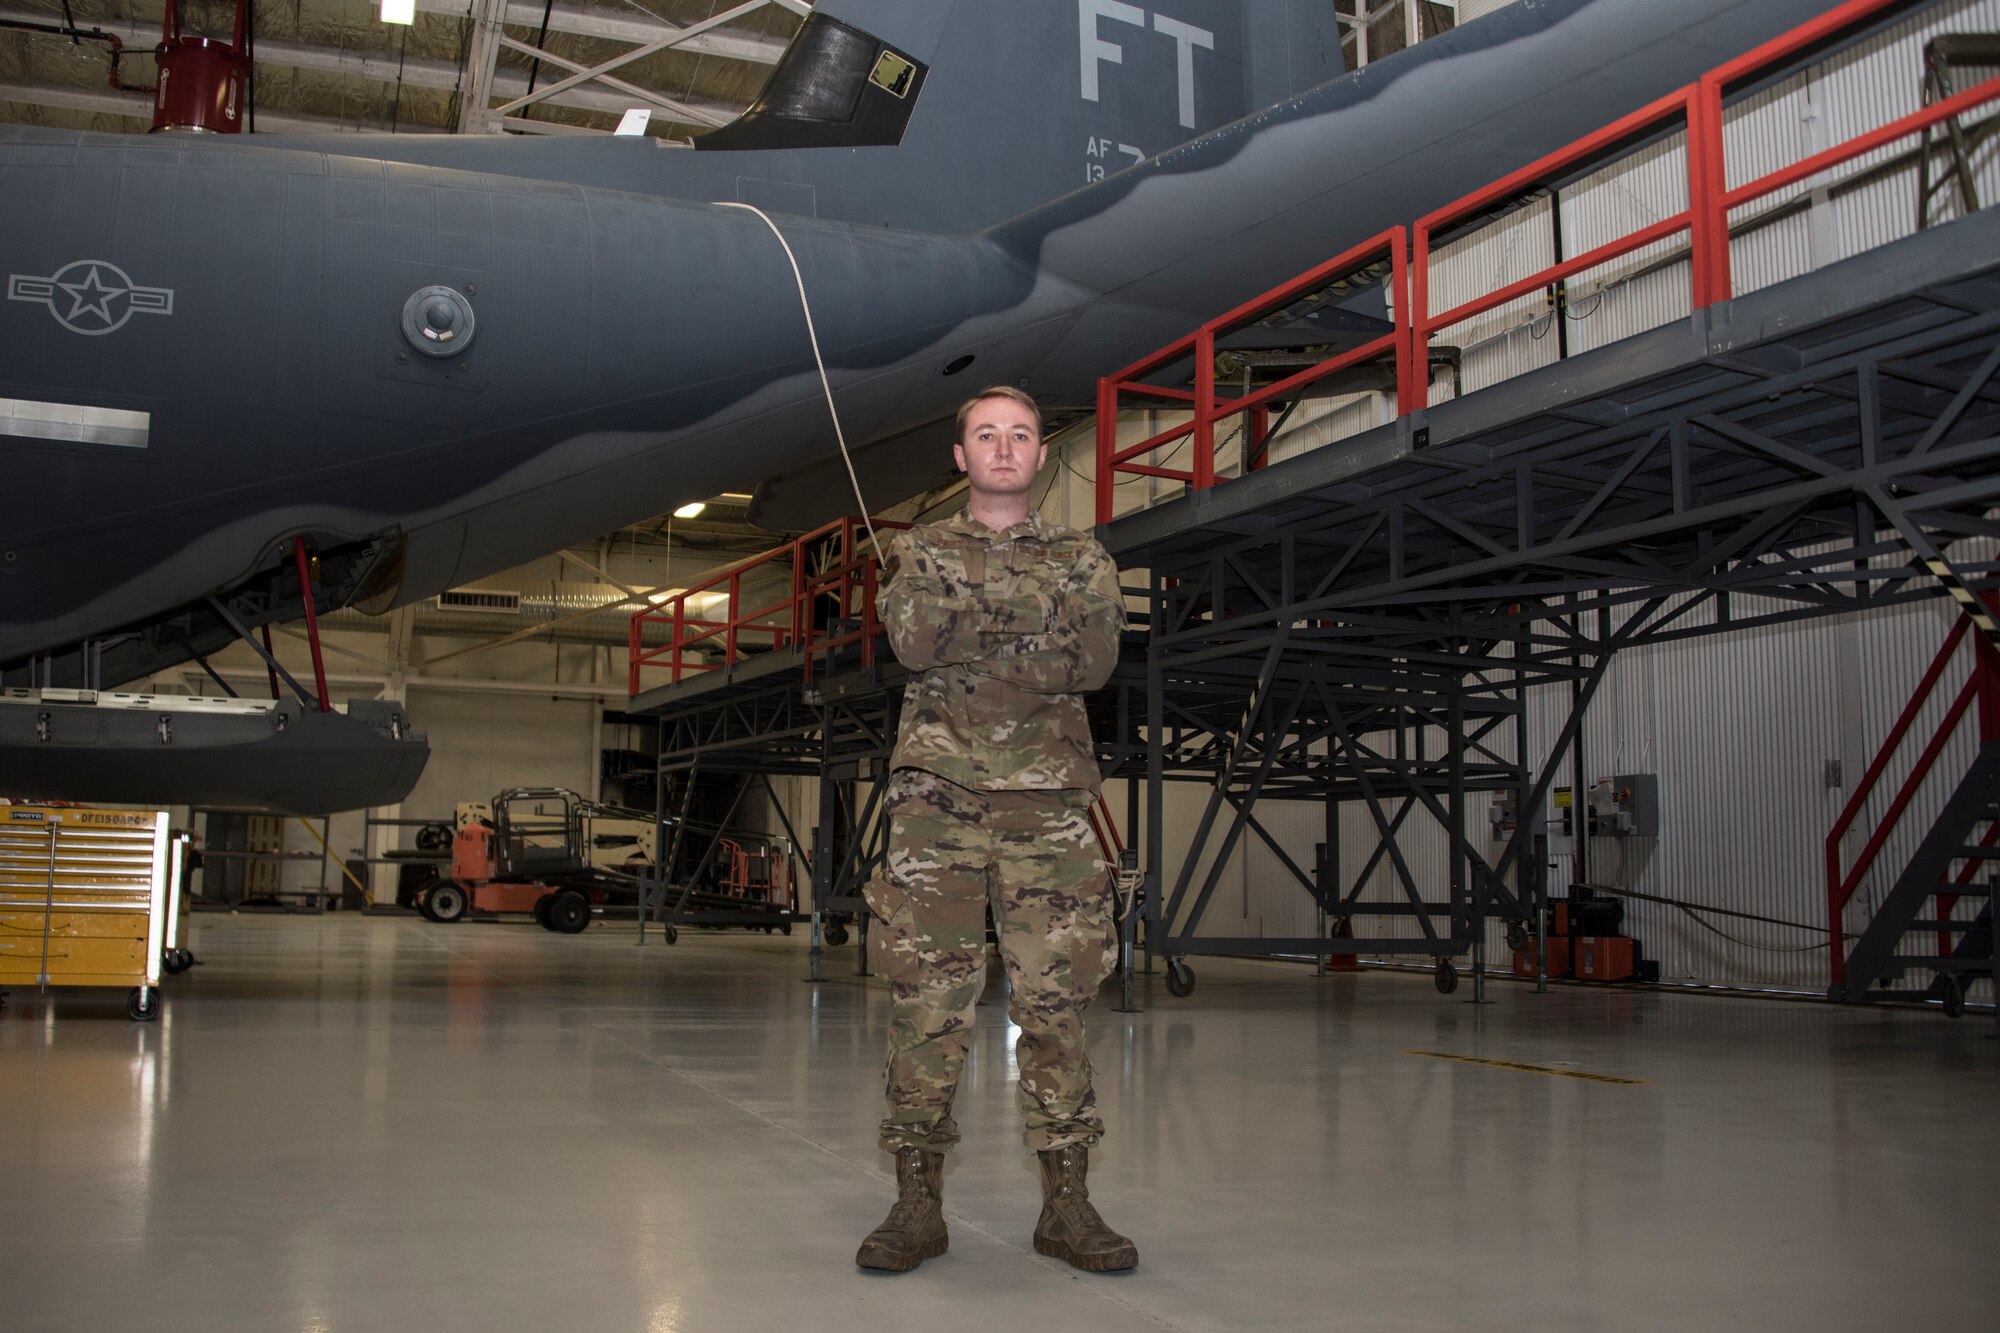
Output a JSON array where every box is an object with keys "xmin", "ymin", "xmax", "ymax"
[{"xmin": 0, "ymin": 0, "xmax": 1830, "ymax": 809}]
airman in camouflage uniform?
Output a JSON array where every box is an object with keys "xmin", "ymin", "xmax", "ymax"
[{"xmin": 856, "ymin": 386, "xmax": 1138, "ymax": 1275}]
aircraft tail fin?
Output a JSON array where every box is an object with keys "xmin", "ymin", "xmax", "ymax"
[
  {"xmin": 984, "ymin": 0, "xmax": 1839, "ymax": 322},
  {"xmin": 700, "ymin": 0, "xmax": 1348, "ymax": 235}
]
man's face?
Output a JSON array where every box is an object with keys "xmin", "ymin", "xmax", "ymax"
[{"xmin": 954, "ymin": 396, "xmax": 1046, "ymax": 501}]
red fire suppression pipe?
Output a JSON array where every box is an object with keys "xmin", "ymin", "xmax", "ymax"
[{"xmin": 292, "ymin": 536, "xmax": 331, "ymax": 713}]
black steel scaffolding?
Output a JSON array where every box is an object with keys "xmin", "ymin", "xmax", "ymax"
[{"xmin": 1103, "ymin": 207, "xmax": 2000, "ymax": 1000}]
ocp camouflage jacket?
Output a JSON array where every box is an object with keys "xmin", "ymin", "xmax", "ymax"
[{"xmin": 879, "ymin": 509, "xmax": 1124, "ymax": 795}]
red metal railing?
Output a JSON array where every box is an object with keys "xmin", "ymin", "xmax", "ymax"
[
  {"xmin": 1825, "ymin": 609, "xmax": 2000, "ymax": 986},
  {"xmin": 1096, "ymin": 229, "xmax": 1408, "ymax": 512},
  {"xmin": 1096, "ymin": 0, "xmax": 2000, "ymax": 525},
  {"xmin": 627, "ymin": 515, "xmax": 908, "ymax": 695},
  {"xmin": 1410, "ymin": 84, "xmax": 1698, "ymax": 406}
]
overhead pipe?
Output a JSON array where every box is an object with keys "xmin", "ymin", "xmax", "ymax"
[{"xmin": 0, "ymin": 18, "xmax": 152, "ymax": 93}]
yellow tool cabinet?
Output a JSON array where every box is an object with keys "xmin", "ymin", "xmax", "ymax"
[{"xmin": 0, "ymin": 805, "xmax": 181, "ymax": 1021}]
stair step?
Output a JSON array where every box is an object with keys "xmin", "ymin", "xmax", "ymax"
[
  {"xmin": 1936, "ymin": 881, "xmax": 1994, "ymax": 895},
  {"xmin": 1908, "ymin": 918, "xmax": 1992, "ymax": 931},
  {"xmin": 1955, "ymin": 848, "xmax": 2000, "ymax": 859}
]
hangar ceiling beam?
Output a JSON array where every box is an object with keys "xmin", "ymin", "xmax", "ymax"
[
  {"xmin": 0, "ymin": 7, "xmax": 740, "ymax": 125},
  {"xmin": 489, "ymin": 0, "xmax": 779, "ymax": 125},
  {"xmin": 492, "ymin": 114, "xmax": 608, "ymax": 137},
  {"xmin": 412, "ymin": 0, "xmax": 791, "ymax": 63},
  {"xmin": 494, "ymin": 32, "xmax": 724, "ymax": 129},
  {"xmin": 455, "ymin": 0, "xmax": 510, "ymax": 134},
  {"xmin": 0, "ymin": 79, "xmax": 437, "ymax": 134}
]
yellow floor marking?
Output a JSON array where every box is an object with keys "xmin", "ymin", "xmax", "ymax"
[{"xmin": 1403, "ymin": 1050, "xmax": 1648, "ymax": 1085}]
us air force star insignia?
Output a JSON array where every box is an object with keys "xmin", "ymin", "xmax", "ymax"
[{"xmin": 7, "ymin": 260, "xmax": 174, "ymax": 336}]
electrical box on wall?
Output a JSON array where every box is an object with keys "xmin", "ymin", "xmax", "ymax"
[
  {"xmin": 1489, "ymin": 790, "xmax": 1519, "ymax": 842},
  {"xmin": 1554, "ymin": 774, "xmax": 1658, "ymax": 838}
]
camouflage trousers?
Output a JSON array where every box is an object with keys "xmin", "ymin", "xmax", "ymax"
[{"xmin": 866, "ymin": 769, "xmax": 1117, "ymax": 1155}]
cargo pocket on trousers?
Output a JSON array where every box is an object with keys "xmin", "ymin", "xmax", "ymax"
[
  {"xmin": 862, "ymin": 873, "xmax": 909, "ymax": 928},
  {"xmin": 1068, "ymin": 872, "xmax": 1119, "ymax": 995},
  {"xmin": 863, "ymin": 873, "xmax": 918, "ymax": 989}
]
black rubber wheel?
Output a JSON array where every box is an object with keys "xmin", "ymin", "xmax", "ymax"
[
  {"xmin": 664, "ymin": 925, "xmax": 679, "ymax": 945},
  {"xmin": 174, "ymin": 949, "xmax": 195, "ymax": 972},
  {"xmin": 127, "ymin": 986, "xmax": 159, "ymax": 1022},
  {"xmin": 1938, "ymin": 971, "xmax": 1966, "ymax": 1018},
  {"xmin": 161, "ymin": 950, "xmax": 186, "ymax": 976},
  {"xmin": 1505, "ymin": 921, "xmax": 1530, "ymax": 953},
  {"xmin": 824, "ymin": 920, "xmax": 849, "ymax": 947},
  {"xmin": 427, "ymin": 881, "xmax": 468, "ymax": 924},
  {"xmin": 548, "ymin": 891, "xmax": 591, "ymax": 935},
  {"xmin": 779, "ymin": 919, "xmax": 792, "ymax": 936},
  {"xmin": 532, "ymin": 894, "xmax": 556, "ymax": 930},
  {"xmin": 415, "ymin": 888, "xmax": 441, "ymax": 922},
  {"xmin": 1164, "ymin": 959, "xmax": 1195, "ymax": 998},
  {"xmin": 1434, "ymin": 960, "xmax": 1460, "ymax": 995}
]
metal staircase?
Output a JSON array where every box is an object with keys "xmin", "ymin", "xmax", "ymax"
[
  {"xmin": 1833, "ymin": 744, "xmax": 1999, "ymax": 1012},
  {"xmin": 1827, "ymin": 615, "xmax": 2000, "ymax": 1015}
]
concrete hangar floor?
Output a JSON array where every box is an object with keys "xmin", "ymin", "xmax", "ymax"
[{"xmin": 0, "ymin": 914, "xmax": 1990, "ymax": 1332}]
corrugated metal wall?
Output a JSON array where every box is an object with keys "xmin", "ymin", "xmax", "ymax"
[{"xmin": 1431, "ymin": 0, "xmax": 2000, "ymax": 392}]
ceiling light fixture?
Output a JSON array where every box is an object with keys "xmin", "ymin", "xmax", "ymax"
[
  {"xmin": 380, "ymin": 0, "xmax": 415, "ymax": 24},
  {"xmin": 672, "ymin": 502, "xmax": 706, "ymax": 519}
]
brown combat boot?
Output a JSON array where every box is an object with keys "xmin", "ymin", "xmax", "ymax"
[
  {"xmin": 855, "ymin": 1147, "xmax": 949, "ymax": 1271},
  {"xmin": 1033, "ymin": 1144, "xmax": 1138, "ymax": 1272}
]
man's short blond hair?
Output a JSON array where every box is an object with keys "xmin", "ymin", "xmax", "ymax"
[{"xmin": 955, "ymin": 385, "xmax": 1042, "ymax": 440}]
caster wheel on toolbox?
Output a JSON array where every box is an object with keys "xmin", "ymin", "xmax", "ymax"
[
  {"xmin": 533, "ymin": 895, "xmax": 556, "ymax": 930},
  {"xmin": 162, "ymin": 950, "xmax": 186, "ymax": 976},
  {"xmin": 824, "ymin": 921, "xmax": 849, "ymax": 947},
  {"xmin": 1434, "ymin": 960, "xmax": 1460, "ymax": 995},
  {"xmin": 175, "ymin": 949, "xmax": 196, "ymax": 972},
  {"xmin": 548, "ymin": 891, "xmax": 591, "ymax": 935},
  {"xmin": 127, "ymin": 987, "xmax": 159, "ymax": 1022},
  {"xmin": 1164, "ymin": 959, "xmax": 1195, "ymax": 998},
  {"xmin": 427, "ymin": 882, "xmax": 468, "ymax": 924}
]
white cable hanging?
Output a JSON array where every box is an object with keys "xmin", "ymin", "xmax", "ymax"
[{"xmin": 714, "ymin": 201, "xmax": 882, "ymax": 555}]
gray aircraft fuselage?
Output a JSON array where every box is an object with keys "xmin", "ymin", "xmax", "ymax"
[{"xmin": 0, "ymin": 0, "xmax": 1834, "ymax": 675}]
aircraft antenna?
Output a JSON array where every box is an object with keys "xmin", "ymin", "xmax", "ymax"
[{"xmin": 715, "ymin": 202, "xmax": 882, "ymax": 555}]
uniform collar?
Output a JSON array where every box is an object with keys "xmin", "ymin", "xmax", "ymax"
[{"xmin": 944, "ymin": 508, "xmax": 1056, "ymax": 543}]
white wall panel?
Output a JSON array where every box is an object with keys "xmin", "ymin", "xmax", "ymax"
[
  {"xmin": 397, "ymin": 688, "xmax": 599, "ymax": 824},
  {"xmin": 1421, "ymin": 0, "xmax": 2000, "ymax": 394}
]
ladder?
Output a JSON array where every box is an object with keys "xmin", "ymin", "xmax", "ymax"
[{"xmin": 1917, "ymin": 33, "xmax": 2000, "ymax": 230}]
